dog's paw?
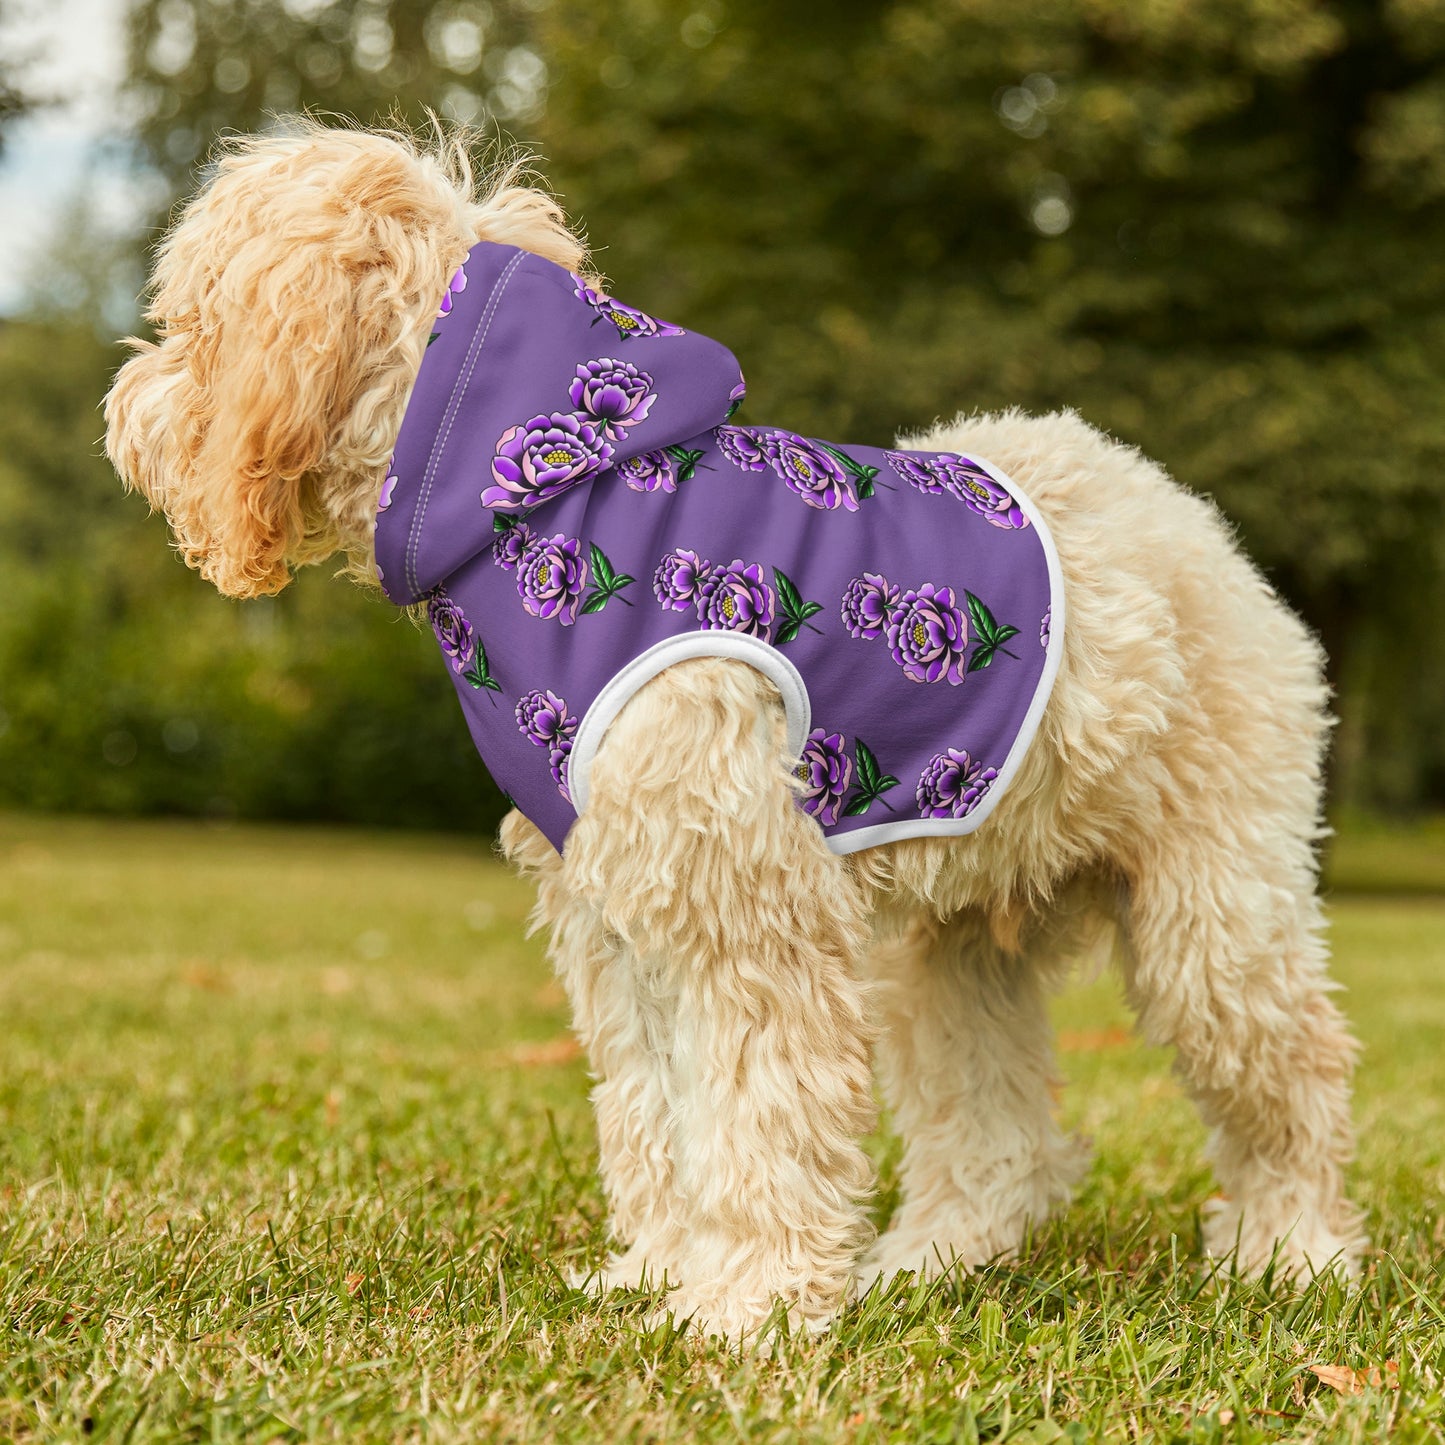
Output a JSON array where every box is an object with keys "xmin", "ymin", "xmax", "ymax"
[
  {"xmin": 1202, "ymin": 1196, "xmax": 1366, "ymax": 1283},
  {"xmin": 645, "ymin": 1287, "xmax": 836, "ymax": 1350},
  {"xmin": 858, "ymin": 1223, "xmax": 1016, "ymax": 1295},
  {"xmin": 569, "ymin": 1246, "xmax": 674, "ymax": 1297}
]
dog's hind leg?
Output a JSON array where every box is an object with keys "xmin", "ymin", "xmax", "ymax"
[
  {"xmin": 562, "ymin": 658, "xmax": 878, "ymax": 1342},
  {"xmin": 1119, "ymin": 825, "xmax": 1364, "ymax": 1279},
  {"xmin": 859, "ymin": 910, "xmax": 1088, "ymax": 1290}
]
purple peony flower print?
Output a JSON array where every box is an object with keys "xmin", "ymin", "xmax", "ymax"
[
  {"xmin": 696, "ymin": 559, "xmax": 775, "ymax": 639},
  {"xmin": 571, "ymin": 275, "xmax": 684, "ymax": 339},
  {"xmin": 516, "ymin": 689, "xmax": 579, "ymax": 801},
  {"xmin": 548, "ymin": 735, "xmax": 575, "ymax": 802},
  {"xmin": 437, "ymin": 264, "xmax": 467, "ymax": 318},
  {"xmin": 886, "ymin": 583, "xmax": 969, "ymax": 685},
  {"xmin": 378, "ymin": 472, "xmax": 398, "ymax": 512},
  {"xmin": 516, "ymin": 688, "xmax": 576, "ymax": 749},
  {"xmin": 568, "ymin": 357, "xmax": 656, "ymax": 438},
  {"xmin": 619, "ymin": 449, "xmax": 678, "ymax": 493},
  {"xmin": 796, "ymin": 729, "xmax": 853, "ymax": 827},
  {"xmin": 936, "ymin": 456, "xmax": 1031, "ymax": 529},
  {"xmin": 492, "ymin": 521, "xmax": 536, "ymax": 571},
  {"xmin": 1040, "ymin": 604, "xmax": 1051, "ymax": 650},
  {"xmin": 517, "ymin": 532, "xmax": 589, "ymax": 626},
  {"xmin": 427, "ymin": 593, "xmax": 474, "ymax": 672},
  {"xmin": 886, "ymin": 450, "xmax": 947, "ymax": 495},
  {"xmin": 840, "ymin": 573, "xmax": 900, "ymax": 640},
  {"xmin": 483, "ymin": 411, "xmax": 615, "ymax": 510},
  {"xmin": 714, "ymin": 424, "xmax": 767, "ymax": 472},
  {"xmin": 758, "ymin": 431, "xmax": 859, "ymax": 511},
  {"xmin": 653, "ymin": 548, "xmax": 712, "ymax": 610},
  {"xmin": 916, "ymin": 749, "xmax": 999, "ymax": 819}
]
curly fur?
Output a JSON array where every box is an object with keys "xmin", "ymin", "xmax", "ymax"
[
  {"xmin": 106, "ymin": 119, "xmax": 588, "ymax": 598},
  {"xmin": 105, "ymin": 121, "xmax": 1365, "ymax": 1344}
]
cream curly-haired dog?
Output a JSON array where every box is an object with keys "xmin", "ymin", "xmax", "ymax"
[{"xmin": 105, "ymin": 122, "xmax": 1363, "ymax": 1342}]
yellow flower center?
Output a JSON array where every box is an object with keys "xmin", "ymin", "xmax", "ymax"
[
  {"xmin": 965, "ymin": 477, "xmax": 990, "ymax": 500},
  {"xmin": 722, "ymin": 594, "xmax": 738, "ymax": 621},
  {"xmin": 795, "ymin": 762, "xmax": 810, "ymax": 782},
  {"xmin": 535, "ymin": 562, "xmax": 551, "ymax": 588},
  {"xmin": 615, "ymin": 313, "xmax": 638, "ymax": 331},
  {"xmin": 912, "ymin": 620, "xmax": 927, "ymax": 648},
  {"xmin": 542, "ymin": 448, "xmax": 574, "ymax": 467},
  {"xmin": 790, "ymin": 455, "xmax": 813, "ymax": 481}
]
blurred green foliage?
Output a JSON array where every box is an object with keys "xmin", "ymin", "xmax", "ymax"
[
  {"xmin": 0, "ymin": 317, "xmax": 497, "ymax": 829},
  {"xmin": 3, "ymin": 0, "xmax": 1445, "ymax": 826},
  {"xmin": 0, "ymin": 1, "xmax": 35, "ymax": 153}
]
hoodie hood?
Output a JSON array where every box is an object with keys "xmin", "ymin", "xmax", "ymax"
[
  {"xmin": 371, "ymin": 240, "xmax": 1063, "ymax": 861},
  {"xmin": 375, "ymin": 242, "xmax": 744, "ymax": 604}
]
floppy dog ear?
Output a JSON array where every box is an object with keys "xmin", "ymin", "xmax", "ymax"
[
  {"xmin": 106, "ymin": 126, "xmax": 586, "ymax": 598},
  {"xmin": 106, "ymin": 130, "xmax": 464, "ymax": 599},
  {"xmin": 191, "ymin": 238, "xmax": 369, "ymax": 597},
  {"xmin": 107, "ymin": 237, "xmax": 377, "ymax": 599}
]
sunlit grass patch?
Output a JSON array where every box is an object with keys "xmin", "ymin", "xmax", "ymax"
[{"xmin": 2, "ymin": 813, "xmax": 1442, "ymax": 1442}]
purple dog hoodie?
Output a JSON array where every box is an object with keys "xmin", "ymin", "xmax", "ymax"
[{"xmin": 373, "ymin": 242, "xmax": 1064, "ymax": 854}]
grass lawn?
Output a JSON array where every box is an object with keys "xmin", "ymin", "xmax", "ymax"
[{"xmin": 2, "ymin": 812, "xmax": 1443, "ymax": 1443}]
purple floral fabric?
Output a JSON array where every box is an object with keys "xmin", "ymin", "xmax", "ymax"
[
  {"xmin": 572, "ymin": 275, "xmax": 685, "ymax": 340},
  {"xmin": 548, "ymin": 731, "xmax": 575, "ymax": 797},
  {"xmin": 886, "ymin": 450, "xmax": 1030, "ymax": 529},
  {"xmin": 516, "ymin": 688, "xmax": 579, "ymax": 802},
  {"xmin": 695, "ymin": 559, "xmax": 775, "ymax": 639},
  {"xmin": 374, "ymin": 240, "xmax": 1059, "ymax": 856},
  {"xmin": 840, "ymin": 573, "xmax": 899, "ymax": 640},
  {"xmin": 715, "ymin": 424, "xmax": 767, "ymax": 472},
  {"xmin": 484, "ymin": 412, "xmax": 614, "ymax": 510},
  {"xmin": 916, "ymin": 749, "xmax": 999, "ymax": 819},
  {"xmin": 492, "ymin": 520, "xmax": 535, "ymax": 571},
  {"xmin": 654, "ymin": 548, "xmax": 712, "ymax": 610},
  {"xmin": 886, "ymin": 450, "xmax": 946, "ymax": 495},
  {"xmin": 758, "ymin": 432, "xmax": 858, "ymax": 512},
  {"xmin": 886, "ymin": 583, "xmax": 970, "ymax": 686},
  {"xmin": 517, "ymin": 533, "xmax": 589, "ymax": 625},
  {"xmin": 619, "ymin": 449, "xmax": 677, "ymax": 493},
  {"xmin": 437, "ymin": 264, "xmax": 467, "ymax": 319},
  {"xmin": 797, "ymin": 729, "xmax": 852, "ymax": 826},
  {"xmin": 568, "ymin": 357, "xmax": 656, "ymax": 438},
  {"xmin": 940, "ymin": 459, "xmax": 1030, "ymax": 529},
  {"xmin": 427, "ymin": 593, "xmax": 474, "ymax": 673}
]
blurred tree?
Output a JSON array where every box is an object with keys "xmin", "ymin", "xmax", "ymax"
[
  {"xmin": 124, "ymin": 0, "xmax": 541, "ymax": 183},
  {"xmin": 6, "ymin": 0, "xmax": 1437, "ymax": 826},
  {"xmin": 0, "ymin": 0, "xmax": 38, "ymax": 152},
  {"xmin": 0, "ymin": 312, "xmax": 502, "ymax": 831},
  {"xmin": 531, "ymin": 0, "xmax": 1445, "ymax": 805}
]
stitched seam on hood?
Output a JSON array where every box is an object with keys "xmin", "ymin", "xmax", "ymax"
[{"xmin": 406, "ymin": 248, "xmax": 526, "ymax": 598}]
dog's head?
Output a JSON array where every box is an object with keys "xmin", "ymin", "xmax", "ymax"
[{"xmin": 105, "ymin": 121, "xmax": 586, "ymax": 598}]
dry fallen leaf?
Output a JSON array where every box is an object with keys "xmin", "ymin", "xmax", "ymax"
[
  {"xmin": 344, "ymin": 1273, "xmax": 365, "ymax": 1296},
  {"xmin": 503, "ymin": 1037, "xmax": 584, "ymax": 1067},
  {"xmin": 1310, "ymin": 1362, "xmax": 1399, "ymax": 1395},
  {"xmin": 180, "ymin": 960, "xmax": 229, "ymax": 993},
  {"xmin": 1056, "ymin": 1027, "xmax": 1133, "ymax": 1052},
  {"xmin": 534, "ymin": 980, "xmax": 567, "ymax": 1009}
]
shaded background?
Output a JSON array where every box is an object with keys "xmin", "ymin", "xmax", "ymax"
[{"xmin": 1, "ymin": 0, "xmax": 1443, "ymax": 835}]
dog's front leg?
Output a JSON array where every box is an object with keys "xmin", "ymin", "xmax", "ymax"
[
  {"xmin": 564, "ymin": 659, "xmax": 878, "ymax": 1344},
  {"xmin": 501, "ymin": 809, "xmax": 688, "ymax": 1290}
]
